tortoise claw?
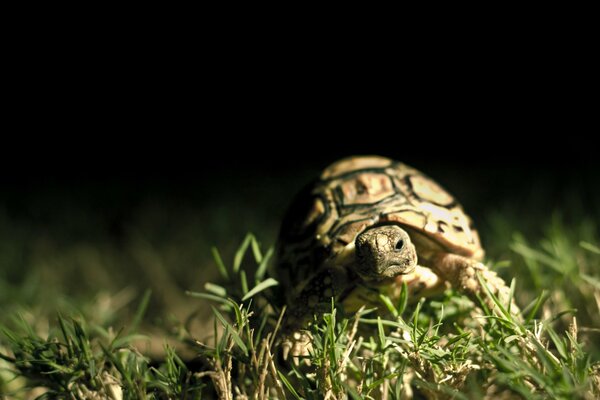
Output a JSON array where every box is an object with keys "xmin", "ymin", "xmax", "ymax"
[{"xmin": 280, "ymin": 331, "xmax": 312, "ymax": 366}]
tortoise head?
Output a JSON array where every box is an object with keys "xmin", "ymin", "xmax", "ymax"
[{"xmin": 354, "ymin": 225, "xmax": 417, "ymax": 280}]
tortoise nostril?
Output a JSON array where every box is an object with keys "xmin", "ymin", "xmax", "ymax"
[{"xmin": 395, "ymin": 239, "xmax": 404, "ymax": 251}]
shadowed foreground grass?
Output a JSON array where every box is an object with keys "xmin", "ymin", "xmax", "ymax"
[{"xmin": 1, "ymin": 217, "xmax": 600, "ymax": 399}]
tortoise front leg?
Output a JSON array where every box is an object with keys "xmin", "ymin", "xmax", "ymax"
[
  {"xmin": 430, "ymin": 253, "xmax": 520, "ymax": 316},
  {"xmin": 280, "ymin": 266, "xmax": 351, "ymax": 362}
]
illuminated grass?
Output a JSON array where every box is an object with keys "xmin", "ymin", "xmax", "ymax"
[{"xmin": 1, "ymin": 221, "xmax": 600, "ymax": 398}]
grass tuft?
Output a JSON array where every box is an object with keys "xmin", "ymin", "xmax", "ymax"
[{"xmin": 1, "ymin": 218, "xmax": 599, "ymax": 398}]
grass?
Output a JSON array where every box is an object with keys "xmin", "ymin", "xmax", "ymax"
[{"xmin": 1, "ymin": 216, "xmax": 600, "ymax": 398}]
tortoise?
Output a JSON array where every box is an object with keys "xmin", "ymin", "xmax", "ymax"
[{"xmin": 275, "ymin": 156, "xmax": 517, "ymax": 346}]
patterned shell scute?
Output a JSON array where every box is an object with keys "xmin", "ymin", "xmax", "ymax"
[{"xmin": 277, "ymin": 156, "xmax": 483, "ymax": 287}]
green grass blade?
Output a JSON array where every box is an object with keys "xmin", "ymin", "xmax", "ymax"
[
  {"xmin": 211, "ymin": 307, "xmax": 248, "ymax": 356},
  {"xmin": 211, "ymin": 246, "xmax": 229, "ymax": 280},
  {"xmin": 531, "ymin": 337, "xmax": 560, "ymax": 370},
  {"xmin": 130, "ymin": 289, "xmax": 152, "ymax": 333},
  {"xmin": 433, "ymin": 304, "xmax": 444, "ymax": 337},
  {"xmin": 72, "ymin": 319, "xmax": 92, "ymax": 362},
  {"xmin": 241, "ymin": 278, "xmax": 278, "ymax": 302},
  {"xmin": 412, "ymin": 378, "xmax": 468, "ymax": 400},
  {"xmin": 204, "ymin": 282, "xmax": 227, "ymax": 297},
  {"xmin": 57, "ymin": 314, "xmax": 74, "ymax": 359},
  {"xmin": 342, "ymin": 382, "xmax": 363, "ymax": 400},
  {"xmin": 546, "ymin": 326, "xmax": 568, "ymax": 361},
  {"xmin": 581, "ymin": 273, "xmax": 600, "ymax": 290},
  {"xmin": 277, "ymin": 370, "xmax": 302, "ymax": 399},
  {"xmin": 228, "ymin": 298, "xmax": 245, "ymax": 329},
  {"xmin": 250, "ymin": 235, "xmax": 262, "ymax": 263},
  {"xmin": 377, "ymin": 317, "xmax": 386, "ymax": 349},
  {"xmin": 504, "ymin": 334, "xmax": 520, "ymax": 344},
  {"xmin": 240, "ymin": 269, "xmax": 249, "ymax": 295},
  {"xmin": 507, "ymin": 278, "xmax": 516, "ymax": 315},
  {"xmin": 233, "ymin": 234, "xmax": 253, "ymax": 273},
  {"xmin": 185, "ymin": 291, "xmax": 230, "ymax": 304},
  {"xmin": 511, "ymin": 242, "xmax": 565, "ymax": 273},
  {"xmin": 412, "ymin": 300, "xmax": 421, "ymax": 345},
  {"xmin": 546, "ymin": 309, "xmax": 577, "ymax": 323},
  {"xmin": 112, "ymin": 333, "xmax": 150, "ymax": 349},
  {"xmin": 525, "ymin": 290, "xmax": 547, "ymax": 323},
  {"xmin": 397, "ymin": 281, "xmax": 408, "ymax": 316},
  {"xmin": 367, "ymin": 372, "xmax": 400, "ymax": 391},
  {"xmin": 445, "ymin": 332, "xmax": 470, "ymax": 347},
  {"xmin": 580, "ymin": 241, "xmax": 600, "ymax": 254},
  {"xmin": 359, "ymin": 318, "xmax": 410, "ymax": 329},
  {"xmin": 255, "ymin": 247, "xmax": 274, "ymax": 283},
  {"xmin": 378, "ymin": 294, "xmax": 398, "ymax": 318},
  {"xmin": 476, "ymin": 272, "xmax": 510, "ymax": 320}
]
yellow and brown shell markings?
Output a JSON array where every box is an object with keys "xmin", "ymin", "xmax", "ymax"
[{"xmin": 276, "ymin": 155, "xmax": 518, "ymax": 335}]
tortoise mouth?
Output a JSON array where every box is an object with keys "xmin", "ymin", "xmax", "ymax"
[
  {"xmin": 357, "ymin": 264, "xmax": 416, "ymax": 284},
  {"xmin": 387, "ymin": 263, "xmax": 416, "ymax": 274},
  {"xmin": 366, "ymin": 262, "xmax": 416, "ymax": 280}
]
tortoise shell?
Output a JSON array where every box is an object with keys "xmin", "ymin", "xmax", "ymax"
[{"xmin": 276, "ymin": 155, "xmax": 483, "ymax": 295}]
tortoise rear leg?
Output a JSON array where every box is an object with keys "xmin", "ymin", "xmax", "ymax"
[{"xmin": 430, "ymin": 253, "xmax": 520, "ymax": 316}]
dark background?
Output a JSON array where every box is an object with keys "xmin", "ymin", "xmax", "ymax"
[
  {"xmin": 1, "ymin": 110, "xmax": 598, "ymax": 342},
  {"xmin": 2, "ymin": 131, "xmax": 598, "ymax": 232}
]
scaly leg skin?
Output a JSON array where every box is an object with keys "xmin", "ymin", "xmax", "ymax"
[
  {"xmin": 280, "ymin": 306, "xmax": 315, "ymax": 363},
  {"xmin": 280, "ymin": 267, "xmax": 350, "ymax": 363},
  {"xmin": 394, "ymin": 265, "xmax": 446, "ymax": 299},
  {"xmin": 431, "ymin": 253, "xmax": 520, "ymax": 317},
  {"xmin": 281, "ymin": 330, "xmax": 312, "ymax": 365}
]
